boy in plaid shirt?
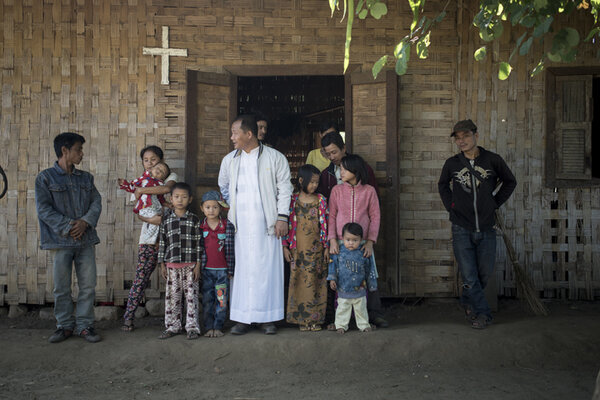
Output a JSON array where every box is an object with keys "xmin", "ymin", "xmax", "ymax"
[{"xmin": 158, "ymin": 182, "xmax": 203, "ymax": 340}]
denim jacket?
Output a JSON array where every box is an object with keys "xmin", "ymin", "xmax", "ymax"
[
  {"xmin": 327, "ymin": 244, "xmax": 377, "ymax": 299},
  {"xmin": 35, "ymin": 162, "xmax": 102, "ymax": 250}
]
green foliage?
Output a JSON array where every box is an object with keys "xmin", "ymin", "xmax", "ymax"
[
  {"xmin": 498, "ymin": 61, "xmax": 512, "ymax": 80},
  {"xmin": 372, "ymin": 55, "xmax": 389, "ymax": 78},
  {"xmin": 329, "ymin": 0, "xmax": 600, "ymax": 80},
  {"xmin": 474, "ymin": 46, "xmax": 487, "ymax": 60}
]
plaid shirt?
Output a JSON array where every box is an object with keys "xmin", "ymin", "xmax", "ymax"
[
  {"xmin": 158, "ymin": 209, "xmax": 203, "ymax": 264},
  {"xmin": 200, "ymin": 217, "xmax": 236, "ymax": 276}
]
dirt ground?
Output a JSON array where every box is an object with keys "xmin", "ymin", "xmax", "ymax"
[{"xmin": 0, "ymin": 298, "xmax": 599, "ymax": 400}]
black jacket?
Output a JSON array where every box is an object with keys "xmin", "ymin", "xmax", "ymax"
[{"xmin": 438, "ymin": 147, "xmax": 516, "ymax": 232}]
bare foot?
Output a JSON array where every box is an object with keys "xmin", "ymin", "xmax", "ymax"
[
  {"xmin": 361, "ymin": 327, "xmax": 372, "ymax": 332},
  {"xmin": 336, "ymin": 328, "xmax": 345, "ymax": 335},
  {"xmin": 212, "ymin": 329, "xmax": 224, "ymax": 337},
  {"xmin": 204, "ymin": 329, "xmax": 214, "ymax": 337}
]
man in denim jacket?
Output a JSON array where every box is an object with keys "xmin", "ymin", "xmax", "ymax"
[{"xmin": 35, "ymin": 132, "xmax": 102, "ymax": 343}]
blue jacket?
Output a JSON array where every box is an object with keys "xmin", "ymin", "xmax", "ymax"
[
  {"xmin": 327, "ymin": 244, "xmax": 377, "ymax": 299},
  {"xmin": 35, "ymin": 162, "xmax": 102, "ymax": 250}
]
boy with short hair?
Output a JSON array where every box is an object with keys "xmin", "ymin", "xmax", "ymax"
[
  {"xmin": 35, "ymin": 132, "xmax": 102, "ymax": 343},
  {"xmin": 199, "ymin": 190, "xmax": 235, "ymax": 338},
  {"xmin": 327, "ymin": 222, "xmax": 377, "ymax": 334},
  {"xmin": 158, "ymin": 182, "xmax": 203, "ymax": 340}
]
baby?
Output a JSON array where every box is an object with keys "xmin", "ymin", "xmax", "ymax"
[{"xmin": 119, "ymin": 161, "xmax": 170, "ymax": 244}]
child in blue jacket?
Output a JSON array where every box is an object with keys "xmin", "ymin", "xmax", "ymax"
[{"xmin": 327, "ymin": 222, "xmax": 377, "ymax": 334}]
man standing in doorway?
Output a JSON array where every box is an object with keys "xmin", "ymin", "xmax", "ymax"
[
  {"xmin": 218, "ymin": 114, "xmax": 293, "ymax": 335},
  {"xmin": 256, "ymin": 113, "xmax": 268, "ymax": 144},
  {"xmin": 316, "ymin": 130, "xmax": 388, "ymax": 329},
  {"xmin": 305, "ymin": 121, "xmax": 338, "ymax": 172},
  {"xmin": 35, "ymin": 132, "xmax": 102, "ymax": 343},
  {"xmin": 438, "ymin": 119, "xmax": 516, "ymax": 329}
]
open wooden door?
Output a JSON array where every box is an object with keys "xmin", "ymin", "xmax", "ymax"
[
  {"xmin": 345, "ymin": 70, "xmax": 400, "ymax": 295},
  {"xmin": 185, "ymin": 70, "xmax": 237, "ymax": 212}
]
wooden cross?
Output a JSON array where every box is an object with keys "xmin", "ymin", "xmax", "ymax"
[{"xmin": 143, "ymin": 26, "xmax": 188, "ymax": 85}]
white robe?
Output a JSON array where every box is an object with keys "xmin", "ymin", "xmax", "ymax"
[{"xmin": 229, "ymin": 147, "xmax": 284, "ymax": 323}]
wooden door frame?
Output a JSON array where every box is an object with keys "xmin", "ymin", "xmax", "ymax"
[
  {"xmin": 185, "ymin": 64, "xmax": 361, "ymax": 188},
  {"xmin": 185, "ymin": 70, "xmax": 238, "ymax": 188}
]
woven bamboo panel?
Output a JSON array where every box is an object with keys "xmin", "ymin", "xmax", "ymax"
[{"xmin": 0, "ymin": 0, "xmax": 598, "ymax": 304}]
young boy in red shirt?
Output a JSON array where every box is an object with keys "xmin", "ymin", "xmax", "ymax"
[{"xmin": 200, "ymin": 191, "xmax": 235, "ymax": 337}]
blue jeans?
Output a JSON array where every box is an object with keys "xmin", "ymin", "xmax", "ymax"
[
  {"xmin": 52, "ymin": 246, "xmax": 97, "ymax": 332},
  {"xmin": 202, "ymin": 269, "xmax": 228, "ymax": 330},
  {"xmin": 452, "ymin": 224, "xmax": 496, "ymax": 319}
]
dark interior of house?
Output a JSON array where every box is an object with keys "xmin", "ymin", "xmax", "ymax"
[
  {"xmin": 592, "ymin": 76, "xmax": 599, "ymax": 178},
  {"xmin": 237, "ymin": 75, "xmax": 345, "ymax": 179}
]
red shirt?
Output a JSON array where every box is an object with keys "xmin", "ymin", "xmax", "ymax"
[{"xmin": 201, "ymin": 219, "xmax": 227, "ymax": 270}]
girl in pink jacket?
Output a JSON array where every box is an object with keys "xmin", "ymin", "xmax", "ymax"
[{"xmin": 328, "ymin": 154, "xmax": 380, "ymax": 257}]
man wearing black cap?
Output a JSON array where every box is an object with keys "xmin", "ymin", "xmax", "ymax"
[{"xmin": 438, "ymin": 119, "xmax": 516, "ymax": 329}]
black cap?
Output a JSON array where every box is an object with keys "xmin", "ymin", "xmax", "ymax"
[{"xmin": 451, "ymin": 119, "xmax": 477, "ymax": 137}]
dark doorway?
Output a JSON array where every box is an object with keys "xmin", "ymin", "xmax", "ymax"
[{"xmin": 237, "ymin": 75, "xmax": 345, "ymax": 180}]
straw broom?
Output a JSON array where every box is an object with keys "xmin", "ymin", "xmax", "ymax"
[{"xmin": 495, "ymin": 210, "xmax": 548, "ymax": 316}]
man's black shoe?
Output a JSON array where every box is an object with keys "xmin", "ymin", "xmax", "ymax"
[
  {"xmin": 78, "ymin": 327, "xmax": 101, "ymax": 343},
  {"xmin": 48, "ymin": 328, "xmax": 73, "ymax": 343},
  {"xmin": 230, "ymin": 323, "xmax": 250, "ymax": 335},
  {"xmin": 372, "ymin": 317, "xmax": 389, "ymax": 328}
]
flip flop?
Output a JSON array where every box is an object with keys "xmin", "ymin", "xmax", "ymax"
[
  {"xmin": 121, "ymin": 323, "xmax": 134, "ymax": 332},
  {"xmin": 158, "ymin": 330, "xmax": 178, "ymax": 339}
]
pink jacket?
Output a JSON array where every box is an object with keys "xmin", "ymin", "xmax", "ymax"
[{"xmin": 328, "ymin": 182, "xmax": 380, "ymax": 243}]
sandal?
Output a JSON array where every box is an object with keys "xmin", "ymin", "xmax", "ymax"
[
  {"xmin": 471, "ymin": 315, "xmax": 489, "ymax": 330},
  {"xmin": 186, "ymin": 331, "xmax": 199, "ymax": 340},
  {"xmin": 158, "ymin": 330, "xmax": 178, "ymax": 339},
  {"xmin": 310, "ymin": 324, "xmax": 322, "ymax": 332},
  {"xmin": 121, "ymin": 322, "xmax": 134, "ymax": 332},
  {"xmin": 299, "ymin": 325, "xmax": 311, "ymax": 332}
]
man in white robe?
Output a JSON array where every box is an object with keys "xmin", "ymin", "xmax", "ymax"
[{"xmin": 218, "ymin": 114, "xmax": 292, "ymax": 335}]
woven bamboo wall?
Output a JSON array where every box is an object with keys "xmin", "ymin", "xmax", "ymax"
[{"xmin": 0, "ymin": 0, "xmax": 598, "ymax": 305}]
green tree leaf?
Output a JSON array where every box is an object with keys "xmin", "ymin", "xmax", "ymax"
[
  {"xmin": 372, "ymin": 55, "xmax": 389, "ymax": 79},
  {"xmin": 498, "ymin": 62, "xmax": 512, "ymax": 80},
  {"xmin": 534, "ymin": 0, "xmax": 548, "ymax": 11},
  {"xmin": 409, "ymin": 0, "xmax": 424, "ymax": 32},
  {"xmin": 520, "ymin": 15, "xmax": 537, "ymax": 28},
  {"xmin": 564, "ymin": 27, "xmax": 580, "ymax": 46},
  {"xmin": 416, "ymin": 31, "xmax": 431, "ymax": 59},
  {"xmin": 519, "ymin": 36, "xmax": 534, "ymax": 55},
  {"xmin": 395, "ymin": 57, "xmax": 408, "ymax": 75},
  {"xmin": 510, "ymin": 32, "xmax": 527, "ymax": 61},
  {"xmin": 474, "ymin": 46, "xmax": 487, "ymax": 61},
  {"xmin": 395, "ymin": 41, "xmax": 411, "ymax": 75},
  {"xmin": 394, "ymin": 40, "xmax": 407, "ymax": 58},
  {"xmin": 358, "ymin": 9, "xmax": 368, "ymax": 19},
  {"xmin": 329, "ymin": 0, "xmax": 338, "ymax": 16},
  {"xmin": 533, "ymin": 16, "xmax": 553, "ymax": 37},
  {"xmin": 547, "ymin": 51, "xmax": 562, "ymax": 62},
  {"xmin": 370, "ymin": 2, "xmax": 387, "ymax": 19},
  {"xmin": 434, "ymin": 10, "xmax": 446, "ymax": 23},
  {"xmin": 531, "ymin": 60, "xmax": 545, "ymax": 77},
  {"xmin": 584, "ymin": 27, "xmax": 600, "ymax": 41}
]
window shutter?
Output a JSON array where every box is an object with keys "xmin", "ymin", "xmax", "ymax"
[{"xmin": 555, "ymin": 76, "xmax": 593, "ymax": 180}]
